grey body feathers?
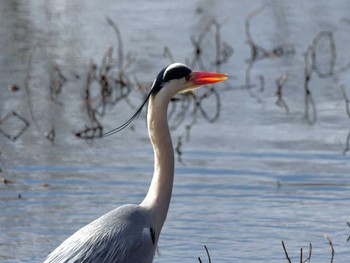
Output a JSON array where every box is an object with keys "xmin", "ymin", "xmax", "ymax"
[{"xmin": 44, "ymin": 205, "xmax": 156, "ymax": 263}]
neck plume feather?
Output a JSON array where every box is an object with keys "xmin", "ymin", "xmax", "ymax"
[{"xmin": 140, "ymin": 92, "xmax": 175, "ymax": 236}]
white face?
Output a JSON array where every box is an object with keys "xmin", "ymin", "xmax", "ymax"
[{"xmin": 164, "ymin": 74, "xmax": 203, "ymax": 96}]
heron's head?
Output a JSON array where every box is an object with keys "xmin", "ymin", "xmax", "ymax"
[
  {"xmin": 150, "ymin": 63, "xmax": 228, "ymax": 96},
  {"xmin": 103, "ymin": 63, "xmax": 228, "ymax": 137}
]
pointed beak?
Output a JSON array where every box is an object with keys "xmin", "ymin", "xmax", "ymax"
[{"xmin": 191, "ymin": 71, "xmax": 228, "ymax": 85}]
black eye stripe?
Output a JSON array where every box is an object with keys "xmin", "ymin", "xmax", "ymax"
[
  {"xmin": 151, "ymin": 64, "xmax": 191, "ymax": 95},
  {"xmin": 163, "ymin": 66, "xmax": 192, "ymax": 83}
]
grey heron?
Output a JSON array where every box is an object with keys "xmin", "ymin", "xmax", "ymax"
[{"xmin": 44, "ymin": 63, "xmax": 228, "ymax": 263}]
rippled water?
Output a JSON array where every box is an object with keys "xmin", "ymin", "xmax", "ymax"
[{"xmin": 1, "ymin": 1, "xmax": 350, "ymax": 262}]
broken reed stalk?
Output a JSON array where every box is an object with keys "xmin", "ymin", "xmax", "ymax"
[
  {"xmin": 340, "ymin": 85, "xmax": 350, "ymax": 119},
  {"xmin": 75, "ymin": 18, "xmax": 136, "ymax": 139},
  {"xmin": 343, "ymin": 132, "xmax": 350, "ymax": 156},
  {"xmin": 281, "ymin": 241, "xmax": 313, "ymax": 263},
  {"xmin": 106, "ymin": 17, "xmax": 124, "ymax": 69},
  {"xmin": 49, "ymin": 65, "xmax": 66, "ymax": 106},
  {"xmin": 340, "ymin": 85, "xmax": 350, "ymax": 155},
  {"xmin": 189, "ymin": 18, "xmax": 233, "ymax": 72},
  {"xmin": 275, "ymin": 74, "xmax": 290, "ymax": 113},
  {"xmin": 281, "ymin": 241, "xmax": 292, "ymax": 263},
  {"xmin": 23, "ymin": 45, "xmax": 66, "ymax": 143},
  {"xmin": 324, "ymin": 235, "xmax": 335, "ymax": 263},
  {"xmin": 75, "ymin": 62, "xmax": 103, "ymax": 139},
  {"xmin": 303, "ymin": 20, "xmax": 350, "ymax": 125},
  {"xmin": 281, "ymin": 236, "xmax": 339, "ymax": 263},
  {"xmin": 244, "ymin": 6, "xmax": 295, "ymax": 102},
  {"xmin": 303, "ymin": 46, "xmax": 317, "ymax": 124},
  {"xmin": 306, "ymin": 243, "xmax": 312, "ymax": 263},
  {"xmin": 198, "ymin": 245, "xmax": 211, "ymax": 263},
  {"xmin": 311, "ymin": 31, "xmax": 336, "ymax": 78},
  {"xmin": 24, "ymin": 46, "xmax": 41, "ymax": 133},
  {"xmin": 196, "ymin": 87, "xmax": 221, "ymax": 123}
]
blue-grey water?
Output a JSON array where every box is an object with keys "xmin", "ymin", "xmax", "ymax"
[{"xmin": 1, "ymin": 1, "xmax": 350, "ymax": 262}]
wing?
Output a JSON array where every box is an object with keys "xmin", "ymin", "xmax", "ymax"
[{"xmin": 44, "ymin": 205, "xmax": 156, "ymax": 263}]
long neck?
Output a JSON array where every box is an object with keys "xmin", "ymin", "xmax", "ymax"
[{"xmin": 140, "ymin": 92, "xmax": 174, "ymax": 235}]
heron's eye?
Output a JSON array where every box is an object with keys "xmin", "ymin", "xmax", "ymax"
[{"xmin": 185, "ymin": 74, "xmax": 191, "ymax": 82}]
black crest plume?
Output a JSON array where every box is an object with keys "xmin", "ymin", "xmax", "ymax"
[{"xmin": 103, "ymin": 64, "xmax": 191, "ymax": 137}]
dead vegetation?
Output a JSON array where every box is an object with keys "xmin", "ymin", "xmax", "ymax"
[
  {"xmin": 1, "ymin": 7, "xmax": 349, "ymax": 155},
  {"xmin": 281, "ymin": 235, "xmax": 335, "ymax": 263}
]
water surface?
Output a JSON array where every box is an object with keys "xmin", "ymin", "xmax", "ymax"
[{"xmin": 1, "ymin": 1, "xmax": 350, "ymax": 262}]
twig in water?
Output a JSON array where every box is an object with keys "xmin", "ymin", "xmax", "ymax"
[
  {"xmin": 258, "ymin": 75, "xmax": 265, "ymax": 92},
  {"xmin": 198, "ymin": 245, "xmax": 211, "ymax": 263},
  {"xmin": 275, "ymin": 74, "xmax": 290, "ymax": 113},
  {"xmin": 340, "ymin": 85, "xmax": 350, "ymax": 119},
  {"xmin": 281, "ymin": 241, "xmax": 292, "ymax": 263},
  {"xmin": 302, "ymin": 23, "xmax": 350, "ymax": 124},
  {"xmin": 189, "ymin": 18, "xmax": 233, "ymax": 72},
  {"xmin": 75, "ymin": 62, "xmax": 104, "ymax": 139},
  {"xmin": 44, "ymin": 125, "xmax": 56, "ymax": 143},
  {"xmin": 0, "ymin": 111, "xmax": 30, "ymax": 142},
  {"xmin": 311, "ymin": 31, "xmax": 336, "ymax": 78},
  {"xmin": 23, "ymin": 47, "xmax": 62, "ymax": 141},
  {"xmin": 175, "ymin": 136, "xmax": 183, "ymax": 164},
  {"xmin": 190, "ymin": 19, "xmax": 214, "ymax": 70},
  {"xmin": 343, "ymin": 132, "xmax": 350, "ymax": 156},
  {"xmin": 324, "ymin": 234, "xmax": 335, "ymax": 263},
  {"xmin": 75, "ymin": 18, "xmax": 137, "ymax": 140},
  {"xmin": 340, "ymin": 85, "xmax": 350, "ymax": 155},
  {"xmin": 281, "ymin": 240, "xmax": 312, "ymax": 263},
  {"xmin": 245, "ymin": 6, "xmax": 295, "ymax": 61},
  {"xmin": 303, "ymin": 46, "xmax": 317, "ymax": 124},
  {"xmin": 244, "ymin": 6, "xmax": 294, "ymax": 100},
  {"xmin": 303, "ymin": 243, "xmax": 312, "ymax": 263},
  {"xmin": 24, "ymin": 47, "xmax": 41, "ymax": 132},
  {"xmin": 245, "ymin": 6, "xmax": 267, "ymax": 62},
  {"xmin": 49, "ymin": 65, "xmax": 67, "ymax": 106},
  {"xmin": 196, "ymin": 87, "xmax": 221, "ymax": 123},
  {"xmin": 106, "ymin": 17, "xmax": 124, "ymax": 69}
]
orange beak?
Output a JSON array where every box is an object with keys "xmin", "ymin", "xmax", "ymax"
[{"xmin": 192, "ymin": 71, "xmax": 228, "ymax": 85}]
